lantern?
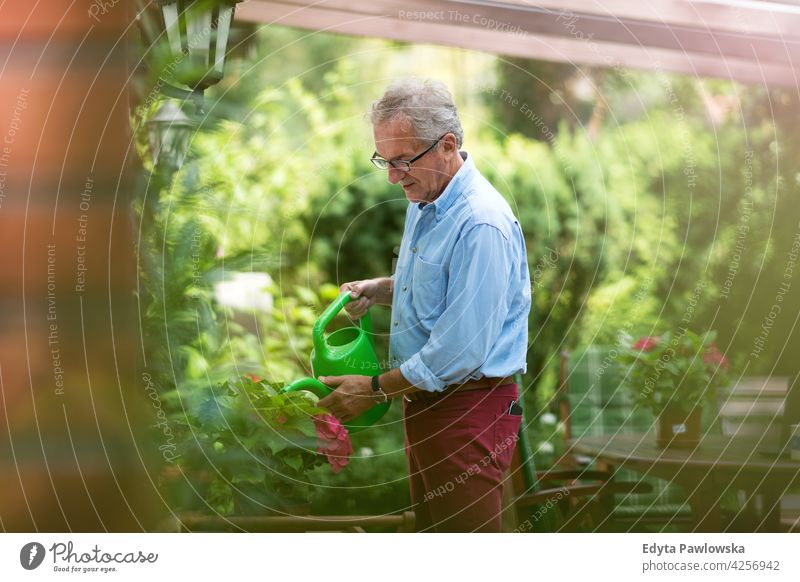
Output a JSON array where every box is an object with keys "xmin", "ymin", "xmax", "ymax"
[
  {"xmin": 146, "ymin": 100, "xmax": 196, "ymax": 169},
  {"xmin": 155, "ymin": 0, "xmax": 242, "ymax": 93}
]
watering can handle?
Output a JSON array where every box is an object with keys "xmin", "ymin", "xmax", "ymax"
[{"xmin": 312, "ymin": 291, "xmax": 373, "ymax": 353}]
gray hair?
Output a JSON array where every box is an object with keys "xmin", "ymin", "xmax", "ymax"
[{"xmin": 370, "ymin": 78, "xmax": 464, "ymax": 148}]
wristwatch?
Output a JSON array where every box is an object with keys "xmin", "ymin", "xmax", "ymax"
[{"xmin": 371, "ymin": 375, "xmax": 389, "ymax": 404}]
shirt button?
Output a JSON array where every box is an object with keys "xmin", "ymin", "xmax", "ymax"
[
  {"xmin": 411, "ymin": 247, "xmax": 417, "ymax": 254},
  {"xmin": 393, "ymin": 321, "xmax": 399, "ymax": 326},
  {"xmin": 402, "ymin": 285, "xmax": 407, "ymax": 291}
]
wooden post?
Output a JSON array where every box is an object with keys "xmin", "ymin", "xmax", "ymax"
[{"xmin": 0, "ymin": 1, "xmax": 160, "ymax": 530}]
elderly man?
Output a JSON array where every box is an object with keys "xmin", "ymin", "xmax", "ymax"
[{"xmin": 319, "ymin": 78, "xmax": 531, "ymax": 532}]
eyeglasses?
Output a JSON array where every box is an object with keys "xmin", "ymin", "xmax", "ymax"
[{"xmin": 370, "ymin": 134, "xmax": 446, "ymax": 172}]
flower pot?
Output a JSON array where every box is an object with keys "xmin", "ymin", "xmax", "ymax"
[{"xmin": 656, "ymin": 405, "xmax": 702, "ymax": 448}]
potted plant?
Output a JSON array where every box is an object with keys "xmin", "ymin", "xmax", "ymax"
[
  {"xmin": 618, "ymin": 329, "xmax": 730, "ymax": 448},
  {"xmin": 164, "ymin": 376, "xmax": 353, "ymax": 517}
]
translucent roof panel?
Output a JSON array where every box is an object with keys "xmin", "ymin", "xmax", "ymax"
[{"xmin": 236, "ymin": 0, "xmax": 800, "ymax": 86}]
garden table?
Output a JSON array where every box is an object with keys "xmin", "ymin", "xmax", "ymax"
[{"xmin": 568, "ymin": 433, "xmax": 800, "ymax": 532}]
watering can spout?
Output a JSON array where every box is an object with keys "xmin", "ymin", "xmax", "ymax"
[{"xmin": 282, "ymin": 377, "xmax": 330, "ymax": 400}]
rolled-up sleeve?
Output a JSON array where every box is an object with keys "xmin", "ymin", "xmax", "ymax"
[{"xmin": 400, "ymin": 224, "xmax": 513, "ymax": 391}]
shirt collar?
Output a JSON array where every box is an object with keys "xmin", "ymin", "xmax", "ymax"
[{"xmin": 418, "ymin": 152, "xmax": 474, "ymax": 221}]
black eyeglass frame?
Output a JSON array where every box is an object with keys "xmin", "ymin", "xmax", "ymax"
[{"xmin": 370, "ymin": 134, "xmax": 448, "ymax": 172}]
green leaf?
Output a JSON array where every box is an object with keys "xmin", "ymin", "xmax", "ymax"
[
  {"xmin": 229, "ymin": 464, "xmax": 265, "ymax": 483},
  {"xmin": 283, "ymin": 453, "xmax": 303, "ymax": 471},
  {"xmin": 294, "ymin": 416, "xmax": 318, "ymax": 438}
]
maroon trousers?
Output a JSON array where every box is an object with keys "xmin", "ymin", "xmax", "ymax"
[{"xmin": 404, "ymin": 384, "xmax": 521, "ymax": 532}]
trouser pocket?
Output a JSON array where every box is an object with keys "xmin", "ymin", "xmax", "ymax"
[{"xmin": 491, "ymin": 409, "xmax": 521, "ymax": 472}]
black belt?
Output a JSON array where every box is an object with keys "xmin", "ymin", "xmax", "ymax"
[{"xmin": 404, "ymin": 376, "xmax": 514, "ymax": 402}]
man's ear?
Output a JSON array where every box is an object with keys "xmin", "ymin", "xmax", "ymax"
[{"xmin": 442, "ymin": 133, "xmax": 458, "ymax": 153}]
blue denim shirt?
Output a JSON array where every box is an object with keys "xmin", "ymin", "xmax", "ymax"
[{"xmin": 389, "ymin": 152, "xmax": 531, "ymax": 392}]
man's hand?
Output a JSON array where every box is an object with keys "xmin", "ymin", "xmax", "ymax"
[
  {"xmin": 318, "ymin": 375, "xmax": 375, "ymax": 422},
  {"xmin": 340, "ymin": 280, "xmax": 379, "ymax": 319},
  {"xmin": 340, "ymin": 277, "xmax": 393, "ymax": 319}
]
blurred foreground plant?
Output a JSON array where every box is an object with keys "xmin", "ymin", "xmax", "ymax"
[{"xmin": 165, "ymin": 376, "xmax": 352, "ymax": 515}]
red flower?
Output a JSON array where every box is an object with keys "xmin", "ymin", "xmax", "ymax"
[
  {"xmin": 633, "ymin": 336, "xmax": 660, "ymax": 352},
  {"xmin": 246, "ymin": 374, "xmax": 261, "ymax": 382},
  {"xmin": 313, "ymin": 414, "xmax": 353, "ymax": 474},
  {"xmin": 703, "ymin": 342, "xmax": 729, "ymax": 369}
]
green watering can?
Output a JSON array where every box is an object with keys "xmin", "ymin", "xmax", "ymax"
[{"xmin": 282, "ymin": 292, "xmax": 391, "ymax": 433}]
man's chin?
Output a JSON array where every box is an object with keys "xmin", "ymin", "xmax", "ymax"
[{"xmin": 402, "ymin": 185, "xmax": 423, "ymax": 203}]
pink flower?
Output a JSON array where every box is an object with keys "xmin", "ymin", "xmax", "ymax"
[
  {"xmin": 703, "ymin": 342, "xmax": 729, "ymax": 369},
  {"xmin": 633, "ymin": 336, "xmax": 660, "ymax": 352},
  {"xmin": 313, "ymin": 414, "xmax": 353, "ymax": 474}
]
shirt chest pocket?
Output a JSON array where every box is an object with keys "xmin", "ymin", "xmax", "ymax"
[{"xmin": 411, "ymin": 256, "xmax": 447, "ymax": 327}]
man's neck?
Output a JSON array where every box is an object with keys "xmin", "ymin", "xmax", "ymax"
[{"xmin": 429, "ymin": 152, "xmax": 465, "ymax": 203}]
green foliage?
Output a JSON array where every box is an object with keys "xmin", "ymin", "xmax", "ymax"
[
  {"xmin": 166, "ymin": 377, "xmax": 326, "ymax": 513},
  {"xmin": 574, "ymin": 276, "xmax": 663, "ymax": 346},
  {"xmin": 487, "ymin": 58, "xmax": 599, "ymax": 141}
]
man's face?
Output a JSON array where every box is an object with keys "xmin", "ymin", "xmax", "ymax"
[{"xmin": 373, "ymin": 117, "xmax": 452, "ymax": 203}]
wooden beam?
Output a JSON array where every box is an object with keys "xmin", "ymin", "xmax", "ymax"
[
  {"xmin": 237, "ymin": 1, "xmax": 798, "ymax": 86},
  {"xmin": 500, "ymin": 0, "xmax": 800, "ymax": 37},
  {"xmin": 238, "ymin": 0, "xmax": 800, "ymax": 63}
]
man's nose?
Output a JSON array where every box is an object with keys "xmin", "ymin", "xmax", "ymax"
[{"xmin": 387, "ymin": 166, "xmax": 405, "ymax": 184}]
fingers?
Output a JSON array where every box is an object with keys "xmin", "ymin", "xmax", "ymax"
[
  {"xmin": 319, "ymin": 375, "xmax": 344, "ymax": 387},
  {"xmin": 342, "ymin": 279, "xmax": 377, "ymax": 301},
  {"xmin": 340, "ymin": 280, "xmax": 363, "ymax": 299},
  {"xmin": 340, "ymin": 279, "xmax": 381, "ymax": 321},
  {"xmin": 326, "ymin": 400, "xmax": 351, "ymax": 423},
  {"xmin": 341, "ymin": 282, "xmax": 366, "ymax": 318},
  {"xmin": 316, "ymin": 382, "xmax": 368, "ymax": 423},
  {"xmin": 318, "ymin": 394, "xmax": 345, "ymax": 421},
  {"xmin": 345, "ymin": 297, "xmax": 369, "ymax": 319}
]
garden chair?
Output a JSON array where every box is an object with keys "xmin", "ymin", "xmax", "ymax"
[
  {"xmin": 716, "ymin": 375, "xmax": 800, "ymax": 532},
  {"xmin": 556, "ymin": 347, "xmax": 693, "ymax": 531},
  {"xmin": 504, "ymin": 374, "xmax": 652, "ymax": 532}
]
